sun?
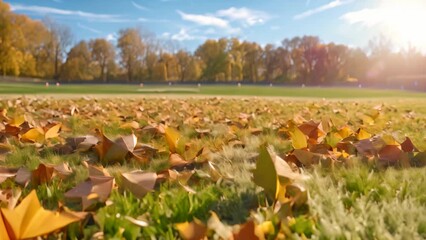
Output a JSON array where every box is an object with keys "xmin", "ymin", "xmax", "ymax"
[{"xmin": 377, "ymin": 0, "xmax": 426, "ymax": 51}]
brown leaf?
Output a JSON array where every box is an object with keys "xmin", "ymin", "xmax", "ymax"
[
  {"xmin": 292, "ymin": 149, "xmax": 319, "ymax": 167},
  {"xmin": 31, "ymin": 163, "xmax": 72, "ymax": 185},
  {"xmin": 32, "ymin": 163, "xmax": 55, "ymax": 185},
  {"xmin": 121, "ymin": 171, "xmax": 157, "ymax": 198},
  {"xmin": 378, "ymin": 145, "xmax": 403, "ymax": 166},
  {"xmin": 84, "ymin": 163, "xmax": 111, "ymax": 177},
  {"xmin": 169, "ymin": 153, "xmax": 190, "ymax": 169},
  {"xmin": 65, "ymin": 175, "xmax": 114, "ymax": 210},
  {"xmin": 298, "ymin": 120, "xmax": 324, "ymax": 141},
  {"xmin": 401, "ymin": 137, "xmax": 418, "ymax": 152},
  {"xmin": 95, "ymin": 131, "xmax": 138, "ymax": 164},
  {"xmin": 233, "ymin": 220, "xmax": 264, "ymax": 240}
]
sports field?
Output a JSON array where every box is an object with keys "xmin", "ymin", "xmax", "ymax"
[{"xmin": 1, "ymin": 82, "xmax": 426, "ymax": 98}]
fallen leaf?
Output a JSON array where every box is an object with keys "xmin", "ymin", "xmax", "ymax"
[
  {"xmin": 65, "ymin": 175, "xmax": 114, "ymax": 210},
  {"xmin": 121, "ymin": 171, "xmax": 157, "ymax": 198},
  {"xmin": 253, "ymin": 145, "xmax": 279, "ymax": 200},
  {"xmin": 401, "ymin": 137, "xmax": 418, "ymax": 152},
  {"xmin": 175, "ymin": 218, "xmax": 207, "ymax": 240},
  {"xmin": 165, "ymin": 127, "xmax": 184, "ymax": 154},
  {"xmin": 233, "ymin": 220, "xmax": 264, "ymax": 240},
  {"xmin": 378, "ymin": 145, "xmax": 403, "ymax": 165},
  {"xmin": 289, "ymin": 127, "xmax": 307, "ymax": 149},
  {"xmin": 1, "ymin": 190, "xmax": 80, "ymax": 239},
  {"xmin": 95, "ymin": 131, "xmax": 138, "ymax": 164}
]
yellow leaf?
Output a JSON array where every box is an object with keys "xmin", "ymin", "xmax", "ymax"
[
  {"xmin": 362, "ymin": 115, "xmax": 374, "ymax": 125},
  {"xmin": 21, "ymin": 128, "xmax": 45, "ymax": 143},
  {"xmin": 338, "ymin": 126, "xmax": 353, "ymax": 139},
  {"xmin": 1, "ymin": 190, "xmax": 80, "ymax": 239},
  {"xmin": 258, "ymin": 221, "xmax": 275, "ymax": 235},
  {"xmin": 0, "ymin": 212, "xmax": 10, "ymax": 240},
  {"xmin": 289, "ymin": 127, "xmax": 307, "ymax": 149},
  {"xmin": 165, "ymin": 127, "xmax": 181, "ymax": 153},
  {"xmin": 357, "ymin": 128, "xmax": 371, "ymax": 140},
  {"xmin": 44, "ymin": 123, "xmax": 62, "ymax": 139},
  {"xmin": 382, "ymin": 135, "xmax": 398, "ymax": 145},
  {"xmin": 253, "ymin": 145, "xmax": 279, "ymax": 200},
  {"xmin": 120, "ymin": 121, "xmax": 140, "ymax": 129},
  {"xmin": 175, "ymin": 219, "xmax": 207, "ymax": 240},
  {"xmin": 8, "ymin": 114, "xmax": 25, "ymax": 127}
]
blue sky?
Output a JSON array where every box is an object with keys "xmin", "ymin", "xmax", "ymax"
[{"xmin": 6, "ymin": 0, "xmax": 413, "ymax": 51}]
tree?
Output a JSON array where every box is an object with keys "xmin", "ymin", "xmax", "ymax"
[
  {"xmin": 0, "ymin": 1, "xmax": 13, "ymax": 76},
  {"xmin": 241, "ymin": 41, "xmax": 262, "ymax": 82},
  {"xmin": 195, "ymin": 38, "xmax": 229, "ymax": 81},
  {"xmin": 117, "ymin": 28, "xmax": 145, "ymax": 82},
  {"xmin": 89, "ymin": 39, "xmax": 115, "ymax": 82},
  {"xmin": 175, "ymin": 50, "xmax": 192, "ymax": 82},
  {"xmin": 43, "ymin": 18, "xmax": 73, "ymax": 80},
  {"xmin": 61, "ymin": 41, "xmax": 92, "ymax": 81},
  {"xmin": 325, "ymin": 43, "xmax": 349, "ymax": 82},
  {"xmin": 262, "ymin": 44, "xmax": 280, "ymax": 82}
]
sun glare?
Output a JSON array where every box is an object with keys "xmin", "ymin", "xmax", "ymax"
[{"xmin": 378, "ymin": 0, "xmax": 426, "ymax": 50}]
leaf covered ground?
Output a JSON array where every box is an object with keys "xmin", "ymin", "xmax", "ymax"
[{"xmin": 0, "ymin": 96, "xmax": 425, "ymax": 239}]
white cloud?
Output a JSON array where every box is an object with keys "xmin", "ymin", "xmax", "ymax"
[
  {"xmin": 294, "ymin": 0, "xmax": 353, "ymax": 20},
  {"xmin": 131, "ymin": 1, "xmax": 149, "ymax": 11},
  {"xmin": 177, "ymin": 10, "xmax": 229, "ymax": 28},
  {"xmin": 106, "ymin": 33, "xmax": 117, "ymax": 42},
  {"xmin": 10, "ymin": 4, "xmax": 128, "ymax": 22},
  {"xmin": 161, "ymin": 32, "xmax": 171, "ymax": 38},
  {"xmin": 77, "ymin": 23, "xmax": 102, "ymax": 34},
  {"xmin": 171, "ymin": 28, "xmax": 206, "ymax": 41},
  {"xmin": 138, "ymin": 18, "xmax": 169, "ymax": 23},
  {"xmin": 341, "ymin": 9, "xmax": 383, "ymax": 27},
  {"xmin": 216, "ymin": 7, "xmax": 270, "ymax": 26}
]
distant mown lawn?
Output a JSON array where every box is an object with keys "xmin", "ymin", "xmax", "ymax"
[{"xmin": 1, "ymin": 82, "xmax": 426, "ymax": 98}]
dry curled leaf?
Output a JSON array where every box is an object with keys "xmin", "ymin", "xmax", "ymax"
[
  {"xmin": 65, "ymin": 175, "xmax": 114, "ymax": 210},
  {"xmin": 95, "ymin": 131, "xmax": 141, "ymax": 164},
  {"xmin": 121, "ymin": 171, "xmax": 157, "ymax": 198}
]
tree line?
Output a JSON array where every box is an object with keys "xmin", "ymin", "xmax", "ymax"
[{"xmin": 1, "ymin": 1, "xmax": 425, "ymax": 85}]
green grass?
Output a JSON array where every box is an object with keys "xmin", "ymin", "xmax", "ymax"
[
  {"xmin": 308, "ymin": 165, "xmax": 426, "ymax": 239},
  {"xmin": 1, "ymin": 82, "xmax": 426, "ymax": 98}
]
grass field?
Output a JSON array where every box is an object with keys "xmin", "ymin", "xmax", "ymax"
[
  {"xmin": 1, "ymin": 82, "xmax": 426, "ymax": 98},
  {"xmin": 0, "ymin": 93, "xmax": 426, "ymax": 239}
]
